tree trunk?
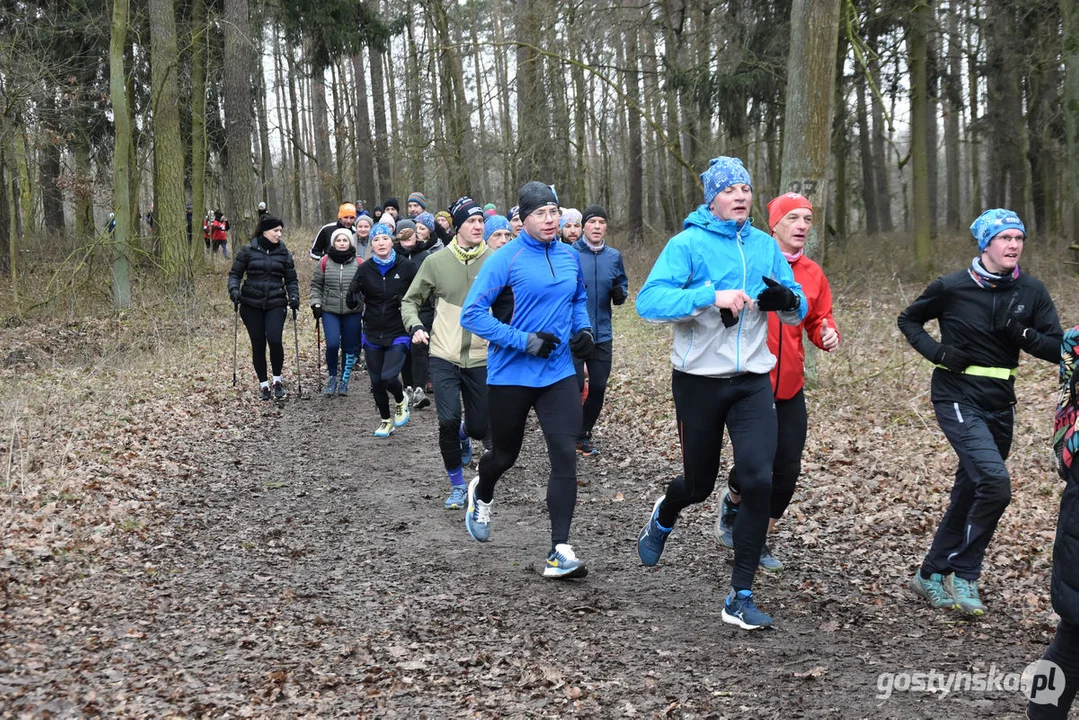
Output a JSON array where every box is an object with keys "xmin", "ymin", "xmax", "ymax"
[
  {"xmin": 39, "ymin": 96, "xmax": 64, "ymax": 238},
  {"xmin": 1064, "ymin": 0, "xmax": 1079, "ymax": 236},
  {"xmin": 150, "ymin": 0, "xmax": 190, "ymax": 291},
  {"xmin": 926, "ymin": 5, "xmax": 939, "ymax": 236},
  {"xmin": 943, "ymin": 3, "xmax": 961, "ymax": 230},
  {"xmin": 190, "ymin": 0, "xmax": 207, "ymax": 261},
  {"xmin": 469, "ymin": 3, "xmax": 491, "ymax": 202},
  {"xmin": 778, "ymin": 0, "xmax": 843, "ymax": 259},
  {"xmin": 368, "ymin": 41, "xmax": 390, "ymax": 201},
  {"xmin": 222, "ymin": 0, "xmax": 256, "ymax": 243},
  {"xmin": 624, "ymin": 0, "xmax": 643, "ymax": 246},
  {"xmin": 73, "ymin": 140, "xmax": 94, "ymax": 241},
  {"xmin": 312, "ymin": 66, "xmax": 334, "ymax": 218},
  {"xmin": 405, "ymin": 21, "xmax": 423, "ymax": 193},
  {"xmin": 384, "ymin": 42, "xmax": 402, "ymax": 192},
  {"xmin": 515, "ymin": 0, "xmax": 554, "ymax": 186},
  {"xmin": 966, "ymin": 3, "xmax": 982, "ymax": 217},
  {"xmin": 856, "ymin": 72, "xmax": 879, "ymax": 234},
  {"xmin": 492, "ymin": 0, "xmax": 514, "ymax": 205},
  {"xmin": 253, "ymin": 18, "xmax": 274, "ymax": 213},
  {"xmin": 284, "ymin": 42, "xmax": 304, "ymax": 225},
  {"xmin": 351, "ymin": 48, "xmax": 376, "ymax": 208},
  {"xmin": 908, "ymin": 0, "xmax": 933, "ymax": 275},
  {"xmin": 110, "ymin": 0, "xmax": 132, "ymax": 306}
]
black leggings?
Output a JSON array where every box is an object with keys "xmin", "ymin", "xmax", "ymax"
[
  {"xmin": 402, "ymin": 341, "xmax": 430, "ymax": 391},
  {"xmin": 476, "ymin": 376, "xmax": 582, "ymax": 550},
  {"xmin": 364, "ymin": 342, "xmax": 407, "ymax": 419},
  {"xmin": 659, "ymin": 370, "xmax": 776, "ymax": 592},
  {"xmin": 239, "ymin": 305, "xmax": 286, "ymax": 382},
  {"xmin": 1028, "ymin": 619, "xmax": 1079, "ymax": 719},
  {"xmin": 574, "ymin": 340, "xmax": 613, "ymax": 439},
  {"xmin": 728, "ymin": 389, "xmax": 807, "ymax": 520},
  {"xmin": 429, "ymin": 357, "xmax": 489, "ymax": 471}
]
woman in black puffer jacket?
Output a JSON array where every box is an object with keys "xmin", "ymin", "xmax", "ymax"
[{"xmin": 228, "ymin": 215, "xmax": 300, "ymax": 400}]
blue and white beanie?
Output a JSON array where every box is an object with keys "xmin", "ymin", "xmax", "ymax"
[
  {"xmin": 700, "ymin": 156, "xmax": 752, "ymax": 207},
  {"xmin": 970, "ymin": 208, "xmax": 1025, "ymax": 251},
  {"xmin": 484, "ymin": 215, "xmax": 511, "ymax": 242},
  {"xmin": 371, "ymin": 223, "xmax": 394, "ymax": 240}
]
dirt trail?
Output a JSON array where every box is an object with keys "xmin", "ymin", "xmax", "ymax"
[{"xmin": 0, "ymin": 380, "xmax": 1047, "ymax": 718}]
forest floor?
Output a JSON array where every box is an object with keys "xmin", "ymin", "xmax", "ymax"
[{"xmin": 2, "ymin": 239, "xmax": 1078, "ymax": 718}]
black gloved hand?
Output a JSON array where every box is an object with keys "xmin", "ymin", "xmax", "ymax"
[
  {"xmin": 526, "ymin": 331, "xmax": 560, "ymax": 358},
  {"xmin": 935, "ymin": 344, "xmax": 975, "ymax": 373},
  {"xmin": 720, "ymin": 308, "xmax": 738, "ymax": 328},
  {"xmin": 993, "ymin": 292, "xmax": 1031, "ymax": 348},
  {"xmin": 312, "ymin": 304, "xmax": 322, "ymax": 320},
  {"xmin": 609, "ymin": 285, "xmax": 627, "ymax": 305},
  {"xmin": 345, "ymin": 292, "xmax": 360, "ymax": 310},
  {"xmin": 755, "ymin": 276, "xmax": 798, "ymax": 312},
  {"xmin": 229, "ymin": 288, "xmax": 241, "ymax": 308},
  {"xmin": 289, "ymin": 296, "xmax": 300, "ymax": 311},
  {"xmin": 569, "ymin": 329, "xmax": 594, "ymax": 359}
]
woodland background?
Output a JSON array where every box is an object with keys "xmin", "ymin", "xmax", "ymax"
[{"xmin": 0, "ymin": 0, "xmax": 1074, "ymax": 310}]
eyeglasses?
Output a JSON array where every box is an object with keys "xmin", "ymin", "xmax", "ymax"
[{"xmin": 529, "ymin": 208, "xmax": 561, "ymax": 221}]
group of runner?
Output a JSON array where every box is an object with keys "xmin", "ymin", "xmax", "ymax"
[{"xmin": 226, "ymin": 156, "xmax": 1079, "ymax": 713}]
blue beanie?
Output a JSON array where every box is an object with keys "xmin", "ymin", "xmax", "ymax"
[
  {"xmin": 484, "ymin": 215, "xmax": 511, "ymax": 242},
  {"xmin": 700, "ymin": 156, "xmax": 752, "ymax": 207},
  {"xmin": 415, "ymin": 212, "xmax": 435, "ymax": 232},
  {"xmin": 371, "ymin": 223, "xmax": 393, "ymax": 240},
  {"xmin": 970, "ymin": 208, "xmax": 1026, "ymax": 251}
]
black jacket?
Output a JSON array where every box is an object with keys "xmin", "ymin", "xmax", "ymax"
[
  {"xmin": 395, "ymin": 243, "xmax": 434, "ymax": 327},
  {"xmin": 898, "ymin": 268, "xmax": 1062, "ymax": 410},
  {"xmin": 310, "ymin": 221, "xmax": 354, "ymax": 259},
  {"xmin": 347, "ymin": 254, "xmax": 417, "ymax": 345},
  {"xmin": 228, "ymin": 238, "xmax": 300, "ymax": 310},
  {"xmin": 1053, "ymin": 465, "xmax": 1079, "ymax": 624}
]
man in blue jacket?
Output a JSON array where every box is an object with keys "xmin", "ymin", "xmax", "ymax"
[
  {"xmin": 634, "ymin": 157, "xmax": 806, "ymax": 630},
  {"xmin": 460, "ymin": 181, "xmax": 594, "ymax": 579},
  {"xmin": 572, "ymin": 204, "xmax": 629, "ymax": 457}
]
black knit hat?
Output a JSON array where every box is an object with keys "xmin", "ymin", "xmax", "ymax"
[
  {"xmin": 383, "ymin": 197, "xmax": 400, "ymax": 212},
  {"xmin": 449, "ymin": 196, "xmax": 484, "ymax": 230},
  {"xmin": 518, "ymin": 181, "xmax": 559, "ymax": 221},
  {"xmin": 582, "ymin": 204, "xmax": 608, "ymax": 224},
  {"xmin": 256, "ymin": 214, "xmax": 283, "ymax": 235}
]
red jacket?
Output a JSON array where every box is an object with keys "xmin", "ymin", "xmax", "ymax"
[{"xmin": 767, "ymin": 254, "xmax": 839, "ymax": 400}]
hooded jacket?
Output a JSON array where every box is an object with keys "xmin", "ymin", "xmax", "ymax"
[
  {"xmin": 769, "ymin": 254, "xmax": 838, "ymax": 400},
  {"xmin": 461, "ymin": 231, "xmax": 590, "ymax": 387},
  {"xmin": 572, "ymin": 239, "xmax": 629, "ymax": 345},
  {"xmin": 635, "ymin": 206, "xmax": 806, "ymax": 377},
  {"xmin": 228, "ymin": 237, "xmax": 299, "ymax": 310}
]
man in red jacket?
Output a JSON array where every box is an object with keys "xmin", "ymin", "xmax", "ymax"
[{"xmin": 714, "ymin": 192, "xmax": 840, "ymax": 571}]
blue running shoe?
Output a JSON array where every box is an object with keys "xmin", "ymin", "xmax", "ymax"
[
  {"xmin": 465, "ymin": 476, "xmax": 492, "ymax": 542},
  {"xmin": 543, "ymin": 543, "xmax": 588, "ymax": 579},
  {"xmin": 722, "ymin": 589, "xmax": 773, "ymax": 630},
  {"xmin": 323, "ymin": 375, "xmax": 338, "ymax": 396},
  {"xmin": 759, "ymin": 544, "xmax": 784, "ymax": 573},
  {"xmin": 459, "ymin": 421, "xmax": 473, "ymax": 467},
  {"xmin": 637, "ymin": 496, "xmax": 672, "ymax": 567},
  {"xmin": 444, "ymin": 485, "xmax": 467, "ymax": 510},
  {"xmin": 714, "ymin": 490, "xmax": 738, "ymax": 549}
]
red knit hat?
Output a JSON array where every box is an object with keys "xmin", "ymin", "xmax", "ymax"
[{"xmin": 767, "ymin": 193, "xmax": 813, "ymax": 231}]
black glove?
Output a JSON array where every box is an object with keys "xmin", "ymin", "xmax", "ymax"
[
  {"xmin": 526, "ymin": 332, "xmax": 560, "ymax": 358},
  {"xmin": 609, "ymin": 285, "xmax": 627, "ymax": 305},
  {"xmin": 312, "ymin": 305, "xmax": 322, "ymax": 320},
  {"xmin": 720, "ymin": 308, "xmax": 738, "ymax": 328},
  {"xmin": 346, "ymin": 292, "xmax": 360, "ymax": 310},
  {"xmin": 755, "ymin": 276, "xmax": 799, "ymax": 312},
  {"xmin": 569, "ymin": 329, "xmax": 594, "ymax": 359},
  {"xmin": 229, "ymin": 288, "xmax": 241, "ymax": 308},
  {"xmin": 993, "ymin": 292, "xmax": 1031, "ymax": 348},
  {"xmin": 289, "ymin": 296, "xmax": 300, "ymax": 311},
  {"xmin": 935, "ymin": 344, "xmax": 975, "ymax": 373}
]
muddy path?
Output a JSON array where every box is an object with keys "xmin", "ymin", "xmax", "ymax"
[{"xmin": 2, "ymin": 378, "xmax": 1049, "ymax": 719}]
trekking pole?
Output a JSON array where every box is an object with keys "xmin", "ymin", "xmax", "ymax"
[
  {"xmin": 231, "ymin": 304, "xmax": 239, "ymax": 387},
  {"xmin": 292, "ymin": 308, "xmax": 302, "ymax": 398},
  {"xmin": 316, "ymin": 318, "xmax": 322, "ymax": 393}
]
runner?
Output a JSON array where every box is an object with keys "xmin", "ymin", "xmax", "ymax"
[
  {"xmin": 310, "ymin": 228, "xmax": 363, "ymax": 396},
  {"xmin": 460, "ymin": 181, "xmax": 594, "ymax": 579}
]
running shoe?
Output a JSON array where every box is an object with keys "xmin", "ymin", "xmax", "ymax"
[
  {"xmin": 324, "ymin": 375, "xmax": 338, "ymax": 396},
  {"xmin": 259, "ymin": 385, "xmax": 272, "ymax": 401},
  {"xmin": 722, "ymin": 589, "xmax": 773, "ymax": 630},
  {"xmin": 576, "ymin": 438, "xmax": 599, "ymax": 457},
  {"xmin": 943, "ymin": 574, "xmax": 985, "ymax": 616},
  {"xmin": 714, "ymin": 490, "xmax": 738, "ymax": 549},
  {"xmin": 393, "ymin": 397, "xmax": 411, "ymax": 427},
  {"xmin": 412, "ymin": 387, "xmax": 431, "ymax": 409},
  {"xmin": 459, "ymin": 421, "xmax": 473, "ymax": 467},
  {"xmin": 337, "ymin": 379, "xmax": 349, "ymax": 396},
  {"xmin": 759, "ymin": 544, "xmax": 784, "ymax": 573},
  {"xmin": 273, "ymin": 380, "xmax": 286, "ymax": 400},
  {"xmin": 543, "ymin": 543, "xmax": 588, "ymax": 579},
  {"xmin": 444, "ymin": 485, "xmax": 467, "ymax": 510},
  {"xmin": 373, "ymin": 419, "xmax": 394, "ymax": 438},
  {"xmin": 465, "ymin": 476, "xmax": 492, "ymax": 542},
  {"xmin": 910, "ymin": 572, "xmax": 955, "ymax": 610},
  {"xmin": 637, "ymin": 496, "xmax": 672, "ymax": 567}
]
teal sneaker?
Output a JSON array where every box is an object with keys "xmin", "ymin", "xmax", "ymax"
[
  {"xmin": 759, "ymin": 544, "xmax": 784, "ymax": 573},
  {"xmin": 910, "ymin": 572, "xmax": 956, "ymax": 610},
  {"xmin": 444, "ymin": 485, "xmax": 467, "ymax": 510},
  {"xmin": 943, "ymin": 574, "xmax": 985, "ymax": 616},
  {"xmin": 722, "ymin": 589, "xmax": 773, "ymax": 630},
  {"xmin": 543, "ymin": 543, "xmax": 588, "ymax": 579}
]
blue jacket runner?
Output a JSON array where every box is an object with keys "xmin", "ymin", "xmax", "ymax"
[
  {"xmin": 461, "ymin": 231, "xmax": 591, "ymax": 387},
  {"xmin": 572, "ymin": 239, "xmax": 629, "ymax": 344}
]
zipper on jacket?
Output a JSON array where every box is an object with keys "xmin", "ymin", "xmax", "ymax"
[
  {"xmin": 734, "ymin": 237, "xmax": 748, "ymax": 373},
  {"xmin": 545, "ymin": 243, "xmax": 555, "ymax": 276}
]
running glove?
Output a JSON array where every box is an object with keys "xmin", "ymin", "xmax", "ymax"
[
  {"xmin": 312, "ymin": 305, "xmax": 322, "ymax": 320},
  {"xmin": 526, "ymin": 332, "xmax": 560, "ymax": 358},
  {"xmin": 755, "ymin": 276, "xmax": 799, "ymax": 312},
  {"xmin": 935, "ymin": 345, "xmax": 975, "ymax": 372},
  {"xmin": 610, "ymin": 285, "xmax": 627, "ymax": 305},
  {"xmin": 569, "ymin": 329, "xmax": 594, "ymax": 359},
  {"xmin": 289, "ymin": 296, "xmax": 300, "ymax": 311},
  {"xmin": 720, "ymin": 308, "xmax": 738, "ymax": 328},
  {"xmin": 345, "ymin": 292, "xmax": 360, "ymax": 310},
  {"xmin": 229, "ymin": 288, "xmax": 241, "ymax": 308}
]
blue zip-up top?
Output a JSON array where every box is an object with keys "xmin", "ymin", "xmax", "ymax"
[
  {"xmin": 571, "ymin": 239, "xmax": 629, "ymax": 344},
  {"xmin": 461, "ymin": 230, "xmax": 591, "ymax": 387},
  {"xmin": 636, "ymin": 205, "xmax": 806, "ymax": 377}
]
